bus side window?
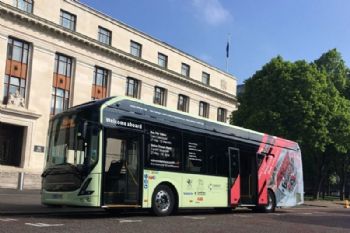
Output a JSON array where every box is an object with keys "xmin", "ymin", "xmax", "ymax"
[
  {"xmin": 145, "ymin": 125, "xmax": 182, "ymax": 171},
  {"xmin": 207, "ymin": 137, "xmax": 232, "ymax": 177},
  {"xmin": 184, "ymin": 133, "xmax": 205, "ymax": 173}
]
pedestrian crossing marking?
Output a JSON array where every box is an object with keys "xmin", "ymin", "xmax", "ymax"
[
  {"xmin": 0, "ymin": 218, "xmax": 17, "ymax": 222},
  {"xmin": 25, "ymin": 223, "xmax": 64, "ymax": 227},
  {"xmin": 118, "ymin": 219, "xmax": 142, "ymax": 223},
  {"xmin": 183, "ymin": 216, "xmax": 206, "ymax": 220}
]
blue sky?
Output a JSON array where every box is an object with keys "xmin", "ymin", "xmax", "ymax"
[{"xmin": 80, "ymin": 0, "xmax": 350, "ymax": 84}]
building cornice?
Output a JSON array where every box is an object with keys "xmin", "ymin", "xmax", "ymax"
[
  {"xmin": 0, "ymin": 2, "xmax": 237, "ymax": 103},
  {"xmin": 0, "ymin": 106, "xmax": 41, "ymax": 119}
]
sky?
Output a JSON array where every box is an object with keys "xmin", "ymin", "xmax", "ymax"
[{"xmin": 80, "ymin": 0, "xmax": 350, "ymax": 84}]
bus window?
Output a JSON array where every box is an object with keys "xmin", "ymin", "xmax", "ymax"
[
  {"xmin": 145, "ymin": 125, "xmax": 182, "ymax": 170},
  {"xmin": 184, "ymin": 133, "xmax": 205, "ymax": 173},
  {"xmin": 105, "ymin": 138, "xmax": 125, "ymax": 172},
  {"xmin": 207, "ymin": 138, "xmax": 234, "ymax": 176}
]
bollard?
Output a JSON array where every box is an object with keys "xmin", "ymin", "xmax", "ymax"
[
  {"xmin": 17, "ymin": 172, "xmax": 24, "ymax": 191},
  {"xmin": 344, "ymin": 200, "xmax": 349, "ymax": 209}
]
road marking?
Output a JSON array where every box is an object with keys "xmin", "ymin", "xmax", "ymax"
[
  {"xmin": 0, "ymin": 218, "xmax": 17, "ymax": 222},
  {"xmin": 235, "ymin": 215, "xmax": 252, "ymax": 218},
  {"xmin": 183, "ymin": 216, "xmax": 206, "ymax": 220},
  {"xmin": 271, "ymin": 213, "xmax": 282, "ymax": 216},
  {"xmin": 118, "ymin": 219, "xmax": 142, "ymax": 223},
  {"xmin": 25, "ymin": 223, "xmax": 64, "ymax": 227}
]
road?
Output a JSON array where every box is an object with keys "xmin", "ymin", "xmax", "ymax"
[{"xmin": 1, "ymin": 207, "xmax": 349, "ymax": 233}]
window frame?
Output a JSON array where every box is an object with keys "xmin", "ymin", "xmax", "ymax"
[
  {"xmin": 153, "ymin": 86, "xmax": 167, "ymax": 106},
  {"xmin": 126, "ymin": 77, "xmax": 141, "ymax": 99},
  {"xmin": 60, "ymin": 10, "xmax": 76, "ymax": 31},
  {"xmin": 177, "ymin": 94, "xmax": 189, "ymax": 112},
  {"xmin": 130, "ymin": 40, "xmax": 142, "ymax": 58},
  {"xmin": 3, "ymin": 37, "xmax": 30, "ymax": 104},
  {"xmin": 51, "ymin": 53, "xmax": 73, "ymax": 115},
  {"xmin": 14, "ymin": 0, "xmax": 33, "ymax": 13},
  {"xmin": 202, "ymin": 72, "xmax": 210, "ymax": 85},
  {"xmin": 217, "ymin": 108, "xmax": 227, "ymax": 122},
  {"xmin": 92, "ymin": 66, "xmax": 109, "ymax": 100},
  {"xmin": 98, "ymin": 26, "xmax": 112, "ymax": 45},
  {"xmin": 199, "ymin": 101, "xmax": 210, "ymax": 118},
  {"xmin": 181, "ymin": 63, "xmax": 190, "ymax": 77},
  {"xmin": 158, "ymin": 53, "xmax": 168, "ymax": 68}
]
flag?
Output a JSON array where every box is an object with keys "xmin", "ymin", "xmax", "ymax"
[{"xmin": 226, "ymin": 41, "xmax": 229, "ymax": 58}]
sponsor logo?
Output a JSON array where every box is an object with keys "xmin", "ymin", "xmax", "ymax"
[
  {"xmin": 143, "ymin": 174, "xmax": 148, "ymax": 189},
  {"xmin": 183, "ymin": 192, "xmax": 194, "ymax": 196}
]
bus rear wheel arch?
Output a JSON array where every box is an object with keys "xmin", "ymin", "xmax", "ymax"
[
  {"xmin": 151, "ymin": 183, "xmax": 177, "ymax": 216},
  {"xmin": 253, "ymin": 189, "xmax": 276, "ymax": 213}
]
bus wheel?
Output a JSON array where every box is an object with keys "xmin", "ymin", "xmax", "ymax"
[
  {"xmin": 263, "ymin": 190, "xmax": 276, "ymax": 213},
  {"xmin": 152, "ymin": 184, "xmax": 175, "ymax": 217}
]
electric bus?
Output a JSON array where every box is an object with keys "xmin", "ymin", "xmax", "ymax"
[{"xmin": 41, "ymin": 96, "xmax": 304, "ymax": 216}]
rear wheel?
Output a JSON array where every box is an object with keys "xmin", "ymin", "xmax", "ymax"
[
  {"xmin": 263, "ymin": 190, "xmax": 276, "ymax": 213},
  {"xmin": 253, "ymin": 190, "xmax": 276, "ymax": 213},
  {"xmin": 152, "ymin": 185, "xmax": 175, "ymax": 216}
]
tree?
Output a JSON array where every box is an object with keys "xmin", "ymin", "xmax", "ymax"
[
  {"xmin": 315, "ymin": 49, "xmax": 348, "ymax": 94},
  {"xmin": 231, "ymin": 54, "xmax": 349, "ymax": 198},
  {"xmin": 315, "ymin": 49, "xmax": 350, "ymax": 200}
]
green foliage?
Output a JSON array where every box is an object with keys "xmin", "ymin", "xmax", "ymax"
[
  {"xmin": 232, "ymin": 56, "xmax": 334, "ymax": 155},
  {"xmin": 232, "ymin": 49, "xmax": 350, "ymax": 197}
]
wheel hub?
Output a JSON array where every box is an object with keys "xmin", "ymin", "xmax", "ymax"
[{"xmin": 155, "ymin": 190, "xmax": 170, "ymax": 212}]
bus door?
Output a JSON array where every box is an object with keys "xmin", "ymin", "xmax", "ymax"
[
  {"xmin": 103, "ymin": 129, "xmax": 141, "ymax": 206},
  {"xmin": 228, "ymin": 147, "xmax": 240, "ymax": 206},
  {"xmin": 239, "ymin": 149, "xmax": 258, "ymax": 205},
  {"xmin": 229, "ymin": 147, "xmax": 258, "ymax": 206}
]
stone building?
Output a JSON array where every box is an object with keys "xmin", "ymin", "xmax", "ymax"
[{"xmin": 0, "ymin": 0, "xmax": 237, "ymax": 189}]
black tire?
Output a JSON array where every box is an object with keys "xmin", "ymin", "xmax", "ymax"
[
  {"xmin": 263, "ymin": 190, "xmax": 276, "ymax": 213},
  {"xmin": 152, "ymin": 184, "xmax": 175, "ymax": 217}
]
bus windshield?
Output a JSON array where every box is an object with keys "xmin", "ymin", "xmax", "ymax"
[{"xmin": 46, "ymin": 114, "xmax": 99, "ymax": 170}]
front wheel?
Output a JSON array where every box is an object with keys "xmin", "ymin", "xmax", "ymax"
[{"xmin": 152, "ymin": 185, "xmax": 175, "ymax": 217}]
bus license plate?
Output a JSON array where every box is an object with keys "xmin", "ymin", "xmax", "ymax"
[{"xmin": 52, "ymin": 194, "xmax": 63, "ymax": 199}]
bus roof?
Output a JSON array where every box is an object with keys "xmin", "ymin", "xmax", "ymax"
[{"xmin": 99, "ymin": 96, "xmax": 299, "ymax": 151}]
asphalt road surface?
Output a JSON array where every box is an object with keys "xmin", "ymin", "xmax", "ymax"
[{"xmin": 1, "ymin": 207, "xmax": 349, "ymax": 233}]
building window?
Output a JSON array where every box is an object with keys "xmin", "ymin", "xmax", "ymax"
[
  {"xmin": 217, "ymin": 108, "xmax": 227, "ymax": 122},
  {"xmin": 60, "ymin": 10, "xmax": 76, "ymax": 31},
  {"xmin": 98, "ymin": 26, "xmax": 112, "ymax": 45},
  {"xmin": 14, "ymin": 0, "xmax": 33, "ymax": 13},
  {"xmin": 181, "ymin": 63, "xmax": 190, "ymax": 77},
  {"xmin": 158, "ymin": 53, "xmax": 168, "ymax": 68},
  {"xmin": 177, "ymin": 94, "xmax": 189, "ymax": 112},
  {"xmin": 202, "ymin": 72, "xmax": 210, "ymax": 85},
  {"xmin": 154, "ymin": 86, "xmax": 167, "ymax": 106},
  {"xmin": 3, "ymin": 38, "xmax": 30, "ymax": 104},
  {"xmin": 126, "ymin": 77, "xmax": 140, "ymax": 98},
  {"xmin": 51, "ymin": 54, "xmax": 73, "ymax": 115},
  {"xmin": 92, "ymin": 67, "xmax": 109, "ymax": 100},
  {"xmin": 199, "ymin": 101, "xmax": 209, "ymax": 118},
  {"xmin": 130, "ymin": 41, "xmax": 142, "ymax": 57}
]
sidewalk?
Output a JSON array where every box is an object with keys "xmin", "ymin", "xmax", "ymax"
[
  {"xmin": 302, "ymin": 199, "xmax": 345, "ymax": 208},
  {"xmin": 0, "ymin": 188, "xmax": 102, "ymax": 215}
]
